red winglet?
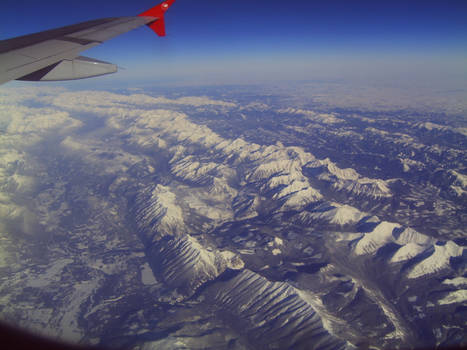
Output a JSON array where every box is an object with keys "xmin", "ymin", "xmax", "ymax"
[{"xmin": 138, "ymin": 0, "xmax": 175, "ymax": 37}]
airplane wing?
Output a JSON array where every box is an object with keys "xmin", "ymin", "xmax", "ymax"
[{"xmin": 0, "ymin": 0, "xmax": 175, "ymax": 85}]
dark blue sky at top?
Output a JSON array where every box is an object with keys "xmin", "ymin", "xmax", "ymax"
[{"xmin": 1, "ymin": 0, "xmax": 467, "ymax": 85}]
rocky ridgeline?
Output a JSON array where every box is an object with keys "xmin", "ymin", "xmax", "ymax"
[{"xmin": 207, "ymin": 269, "xmax": 350, "ymax": 350}]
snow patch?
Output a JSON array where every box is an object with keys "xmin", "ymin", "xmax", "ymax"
[
  {"xmin": 302, "ymin": 202, "xmax": 367, "ymax": 225},
  {"xmin": 438, "ymin": 290, "xmax": 467, "ymax": 305},
  {"xmin": 141, "ymin": 262, "xmax": 157, "ymax": 285},
  {"xmin": 306, "ymin": 158, "xmax": 392, "ymax": 198},
  {"xmin": 27, "ymin": 259, "xmax": 74, "ymax": 288},
  {"xmin": 272, "ymin": 249, "xmax": 281, "ymax": 256},
  {"xmin": 391, "ymin": 243, "xmax": 427, "ymax": 263},
  {"xmin": 136, "ymin": 185, "xmax": 185, "ymax": 237},
  {"xmin": 443, "ymin": 277, "xmax": 467, "ymax": 287},
  {"xmin": 408, "ymin": 242, "xmax": 463, "ymax": 279},
  {"xmin": 355, "ymin": 222, "xmax": 400, "ymax": 255}
]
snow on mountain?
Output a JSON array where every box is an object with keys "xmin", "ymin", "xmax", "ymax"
[
  {"xmin": 171, "ymin": 157, "xmax": 220, "ymax": 184},
  {"xmin": 131, "ymin": 110, "xmax": 224, "ymax": 149},
  {"xmin": 413, "ymin": 121, "xmax": 467, "ymax": 137},
  {"xmin": 407, "ymin": 241, "xmax": 464, "ymax": 279},
  {"xmin": 26, "ymin": 259, "xmax": 74, "ymax": 288},
  {"xmin": 232, "ymin": 193, "xmax": 260, "ymax": 219},
  {"xmin": 160, "ymin": 130, "xmax": 323, "ymax": 213},
  {"xmin": 306, "ymin": 158, "xmax": 392, "ymax": 198},
  {"xmin": 248, "ymin": 159, "xmax": 300, "ymax": 181},
  {"xmin": 442, "ymin": 277, "xmax": 467, "ymax": 287},
  {"xmin": 325, "ymin": 204, "xmax": 367, "ymax": 225},
  {"xmin": 252, "ymin": 162, "xmax": 320, "ymax": 210},
  {"xmin": 215, "ymin": 138, "xmax": 262, "ymax": 161},
  {"xmin": 395, "ymin": 227, "xmax": 434, "ymax": 245},
  {"xmin": 450, "ymin": 185, "xmax": 466, "ymax": 197},
  {"xmin": 355, "ymin": 222, "xmax": 401, "ymax": 255},
  {"xmin": 437, "ymin": 290, "xmax": 467, "ymax": 306},
  {"xmin": 307, "ymin": 158, "xmax": 359, "ymax": 181},
  {"xmin": 151, "ymin": 235, "xmax": 218, "ymax": 292},
  {"xmin": 208, "ymin": 177, "xmax": 237, "ymax": 199},
  {"xmin": 0, "ymin": 231, "xmax": 15, "ymax": 269},
  {"xmin": 353, "ymin": 221, "xmax": 435, "ymax": 259},
  {"xmin": 160, "ymin": 96, "xmax": 236, "ymax": 108},
  {"xmin": 211, "ymin": 269, "xmax": 348, "ymax": 349},
  {"xmin": 455, "ymin": 127, "xmax": 467, "ymax": 136},
  {"xmin": 335, "ymin": 178, "xmax": 391, "ymax": 198},
  {"xmin": 108, "ymin": 108, "xmax": 225, "ymax": 152},
  {"xmin": 183, "ymin": 186, "xmax": 235, "ymax": 223},
  {"xmin": 266, "ymin": 173, "xmax": 300, "ymax": 189},
  {"xmin": 247, "ymin": 147, "xmax": 313, "ymax": 178},
  {"xmin": 350, "ymin": 220, "xmax": 464, "ymax": 279},
  {"xmin": 325, "ymin": 161, "xmax": 360, "ymax": 181},
  {"xmin": 135, "ymin": 185, "xmax": 185, "ymax": 238},
  {"xmin": 118, "ymin": 96, "xmax": 389, "ymax": 212},
  {"xmin": 298, "ymin": 202, "xmax": 367, "ymax": 226},
  {"xmin": 149, "ymin": 235, "xmax": 243, "ymax": 295},
  {"xmin": 279, "ymin": 186, "xmax": 323, "ymax": 211},
  {"xmin": 0, "ymin": 150, "xmax": 27, "ymax": 194},
  {"xmin": 272, "ymin": 179, "xmax": 316, "ymax": 201},
  {"xmin": 140, "ymin": 263, "xmax": 157, "ymax": 286},
  {"xmin": 448, "ymin": 170, "xmax": 467, "ymax": 197},
  {"xmin": 165, "ymin": 160, "xmax": 238, "ymax": 223},
  {"xmin": 121, "ymin": 121, "xmax": 168, "ymax": 150},
  {"xmin": 137, "ymin": 180, "xmax": 236, "ymax": 234},
  {"xmin": 68, "ymin": 93, "xmax": 374, "ymax": 213},
  {"xmin": 415, "ymin": 122, "xmax": 448, "ymax": 132},
  {"xmin": 48, "ymin": 91, "xmax": 236, "ymax": 110},
  {"xmin": 170, "ymin": 156, "xmax": 238, "ymax": 202},
  {"xmin": 128, "ymin": 133, "xmax": 168, "ymax": 150},
  {"xmin": 399, "ymin": 158, "xmax": 425, "ymax": 172},
  {"xmin": 240, "ymin": 101, "xmax": 270, "ymax": 111},
  {"xmin": 241, "ymin": 146, "xmax": 321, "ymax": 210},
  {"xmin": 278, "ymin": 108, "xmax": 344, "ymax": 124},
  {"xmin": 390, "ymin": 243, "xmax": 428, "ymax": 263}
]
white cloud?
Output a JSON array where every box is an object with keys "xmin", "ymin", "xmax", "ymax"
[{"xmin": 44, "ymin": 91, "xmax": 236, "ymax": 111}]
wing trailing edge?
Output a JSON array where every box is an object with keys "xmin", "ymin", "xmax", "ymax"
[{"xmin": 18, "ymin": 56, "xmax": 117, "ymax": 81}]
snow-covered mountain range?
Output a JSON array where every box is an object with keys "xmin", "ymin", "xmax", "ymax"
[{"xmin": 0, "ymin": 86, "xmax": 465, "ymax": 350}]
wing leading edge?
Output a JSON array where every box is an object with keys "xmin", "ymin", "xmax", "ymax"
[{"xmin": 0, "ymin": 0, "xmax": 175, "ymax": 85}]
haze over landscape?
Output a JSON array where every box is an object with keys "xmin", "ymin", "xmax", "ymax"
[{"xmin": 0, "ymin": 0, "xmax": 466, "ymax": 349}]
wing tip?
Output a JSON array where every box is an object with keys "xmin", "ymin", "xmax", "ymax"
[
  {"xmin": 138, "ymin": 0, "xmax": 175, "ymax": 18},
  {"xmin": 138, "ymin": 0, "xmax": 175, "ymax": 37}
]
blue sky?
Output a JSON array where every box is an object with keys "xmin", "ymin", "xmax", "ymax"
[{"xmin": 1, "ymin": 0, "xmax": 467, "ymax": 86}]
